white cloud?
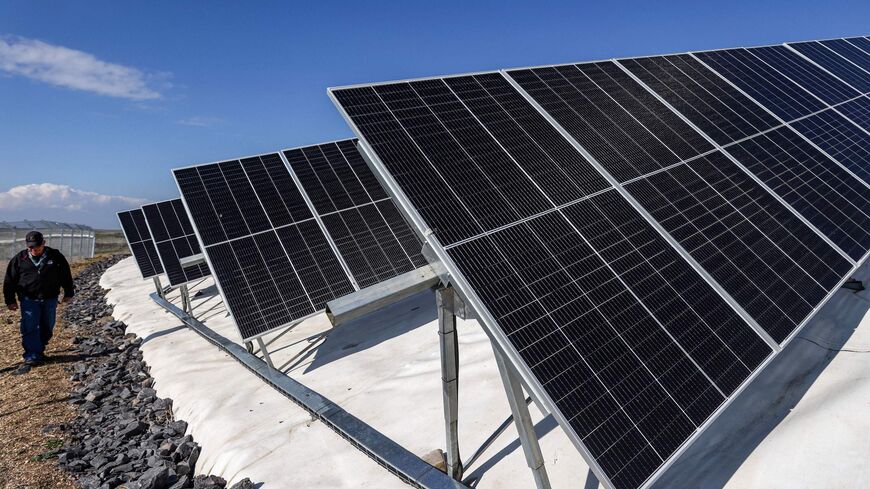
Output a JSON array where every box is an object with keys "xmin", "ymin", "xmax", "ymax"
[
  {"xmin": 0, "ymin": 183, "xmax": 148, "ymax": 228},
  {"xmin": 0, "ymin": 35, "xmax": 163, "ymax": 100},
  {"xmin": 175, "ymin": 116, "xmax": 224, "ymax": 127},
  {"xmin": 0, "ymin": 183, "xmax": 147, "ymax": 211}
]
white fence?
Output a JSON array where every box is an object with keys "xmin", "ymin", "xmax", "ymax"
[{"xmin": 0, "ymin": 220, "xmax": 95, "ymax": 261}]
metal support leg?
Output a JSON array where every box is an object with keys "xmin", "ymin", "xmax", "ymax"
[
  {"xmin": 256, "ymin": 337, "xmax": 276, "ymax": 373},
  {"xmin": 153, "ymin": 276, "xmax": 164, "ymax": 299},
  {"xmin": 437, "ymin": 287, "xmax": 463, "ymax": 480},
  {"xmin": 493, "ymin": 346, "xmax": 551, "ymax": 489},
  {"xmin": 180, "ymin": 284, "xmax": 191, "ymax": 315}
]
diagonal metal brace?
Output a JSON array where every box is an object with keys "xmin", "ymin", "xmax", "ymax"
[{"xmin": 492, "ymin": 344, "xmax": 552, "ymax": 489}]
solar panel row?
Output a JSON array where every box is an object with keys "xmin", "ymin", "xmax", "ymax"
[
  {"xmin": 142, "ymin": 199, "xmax": 211, "ymax": 287},
  {"xmin": 173, "ymin": 141, "xmax": 427, "ymax": 341},
  {"xmin": 174, "ymin": 153, "xmax": 356, "ymax": 340},
  {"xmin": 330, "ymin": 35, "xmax": 869, "ymax": 489},
  {"xmin": 117, "ymin": 208, "xmax": 164, "ymax": 279}
]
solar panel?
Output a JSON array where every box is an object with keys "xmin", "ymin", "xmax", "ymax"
[
  {"xmin": 174, "ymin": 153, "xmax": 355, "ymax": 340},
  {"xmin": 174, "ymin": 144, "xmax": 428, "ymax": 341},
  {"xmin": 790, "ymin": 109, "xmax": 870, "ymax": 185},
  {"xmin": 331, "ymin": 73, "xmax": 778, "ymax": 489},
  {"xmin": 117, "ymin": 208, "xmax": 164, "ymax": 279},
  {"xmin": 141, "ymin": 199, "xmax": 211, "ymax": 287},
  {"xmin": 617, "ymin": 55, "xmax": 870, "ymax": 264},
  {"xmin": 788, "ymin": 42, "xmax": 870, "ymax": 93},
  {"xmin": 283, "ymin": 139, "xmax": 427, "ymax": 288},
  {"xmin": 847, "ymin": 36, "xmax": 870, "ymax": 53},
  {"xmin": 745, "ymin": 45, "xmax": 859, "ymax": 105},
  {"xmin": 724, "ymin": 128, "xmax": 870, "ymax": 261},
  {"xmin": 820, "ymin": 38, "xmax": 870, "ymax": 71},
  {"xmin": 694, "ymin": 49, "xmax": 827, "ymax": 121},
  {"xmin": 330, "ymin": 35, "xmax": 868, "ymax": 489},
  {"xmin": 619, "ymin": 54, "xmax": 779, "ymax": 145},
  {"xmin": 835, "ymin": 96, "xmax": 870, "ymax": 131}
]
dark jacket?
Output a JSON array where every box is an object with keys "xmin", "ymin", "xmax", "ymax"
[{"xmin": 3, "ymin": 247, "xmax": 74, "ymax": 304}]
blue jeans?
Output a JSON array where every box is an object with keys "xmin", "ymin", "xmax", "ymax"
[{"xmin": 19, "ymin": 297, "xmax": 58, "ymax": 361}]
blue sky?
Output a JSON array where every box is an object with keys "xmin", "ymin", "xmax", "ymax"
[{"xmin": 1, "ymin": 0, "xmax": 868, "ymax": 228}]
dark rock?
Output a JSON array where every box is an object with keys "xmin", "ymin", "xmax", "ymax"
[
  {"xmin": 228, "ymin": 478, "xmax": 255, "ymax": 489},
  {"xmin": 52, "ymin": 256, "xmax": 250, "ymax": 489},
  {"xmin": 120, "ymin": 421, "xmax": 148, "ymax": 438},
  {"xmin": 168, "ymin": 476, "xmax": 190, "ymax": 489},
  {"xmin": 192, "ymin": 475, "xmax": 226, "ymax": 488},
  {"xmin": 77, "ymin": 474, "xmax": 102, "ymax": 488},
  {"xmin": 167, "ymin": 421, "xmax": 187, "ymax": 436},
  {"xmin": 137, "ymin": 466, "xmax": 169, "ymax": 489}
]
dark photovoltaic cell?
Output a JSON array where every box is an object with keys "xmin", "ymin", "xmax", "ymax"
[
  {"xmin": 618, "ymin": 54, "xmax": 779, "ymax": 145},
  {"xmin": 821, "ymin": 39, "xmax": 870, "ymax": 72},
  {"xmin": 142, "ymin": 199, "xmax": 211, "ymax": 287},
  {"xmin": 746, "ymin": 46, "xmax": 859, "ymax": 105},
  {"xmin": 117, "ymin": 209, "xmax": 163, "ymax": 279},
  {"xmin": 332, "ymin": 76, "xmax": 776, "ymax": 489},
  {"xmin": 174, "ymin": 155, "xmax": 354, "ymax": 340},
  {"xmin": 836, "ymin": 96, "xmax": 870, "ymax": 131},
  {"xmin": 331, "ymin": 73, "xmax": 610, "ymax": 246},
  {"xmin": 624, "ymin": 151, "xmax": 852, "ymax": 343},
  {"xmin": 507, "ymin": 63, "xmax": 713, "ymax": 182},
  {"xmin": 790, "ymin": 109, "xmax": 870, "ymax": 184},
  {"xmin": 726, "ymin": 128, "xmax": 870, "ymax": 261},
  {"xmin": 695, "ymin": 49, "xmax": 826, "ymax": 121},
  {"xmin": 283, "ymin": 139, "xmax": 427, "ymax": 288},
  {"xmin": 788, "ymin": 42, "xmax": 870, "ymax": 93}
]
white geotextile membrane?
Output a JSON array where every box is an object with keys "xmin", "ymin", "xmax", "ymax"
[{"xmin": 101, "ymin": 257, "xmax": 870, "ymax": 488}]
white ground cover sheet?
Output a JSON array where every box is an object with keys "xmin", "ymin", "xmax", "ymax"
[{"xmin": 101, "ymin": 257, "xmax": 870, "ymax": 488}]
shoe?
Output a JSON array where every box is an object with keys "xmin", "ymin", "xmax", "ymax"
[
  {"xmin": 23, "ymin": 357, "xmax": 38, "ymax": 366},
  {"xmin": 12, "ymin": 364, "xmax": 32, "ymax": 375}
]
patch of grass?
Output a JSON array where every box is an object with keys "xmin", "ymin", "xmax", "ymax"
[{"xmin": 30, "ymin": 438, "xmax": 64, "ymax": 461}]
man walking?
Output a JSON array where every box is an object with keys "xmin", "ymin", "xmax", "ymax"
[{"xmin": 4, "ymin": 231, "xmax": 75, "ymax": 374}]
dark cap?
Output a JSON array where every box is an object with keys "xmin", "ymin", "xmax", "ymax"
[{"xmin": 25, "ymin": 231, "xmax": 44, "ymax": 247}]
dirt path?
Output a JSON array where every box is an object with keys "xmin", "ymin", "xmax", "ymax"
[{"xmin": 0, "ymin": 255, "xmax": 121, "ymax": 489}]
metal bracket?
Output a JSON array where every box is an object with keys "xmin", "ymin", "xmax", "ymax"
[
  {"xmin": 179, "ymin": 253, "xmax": 206, "ymax": 268},
  {"xmin": 492, "ymin": 344, "xmax": 552, "ymax": 489},
  {"xmin": 437, "ymin": 286, "xmax": 463, "ymax": 480},
  {"xmin": 326, "ymin": 265, "xmax": 440, "ymax": 326},
  {"xmin": 842, "ymin": 278, "xmax": 865, "ymax": 292}
]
